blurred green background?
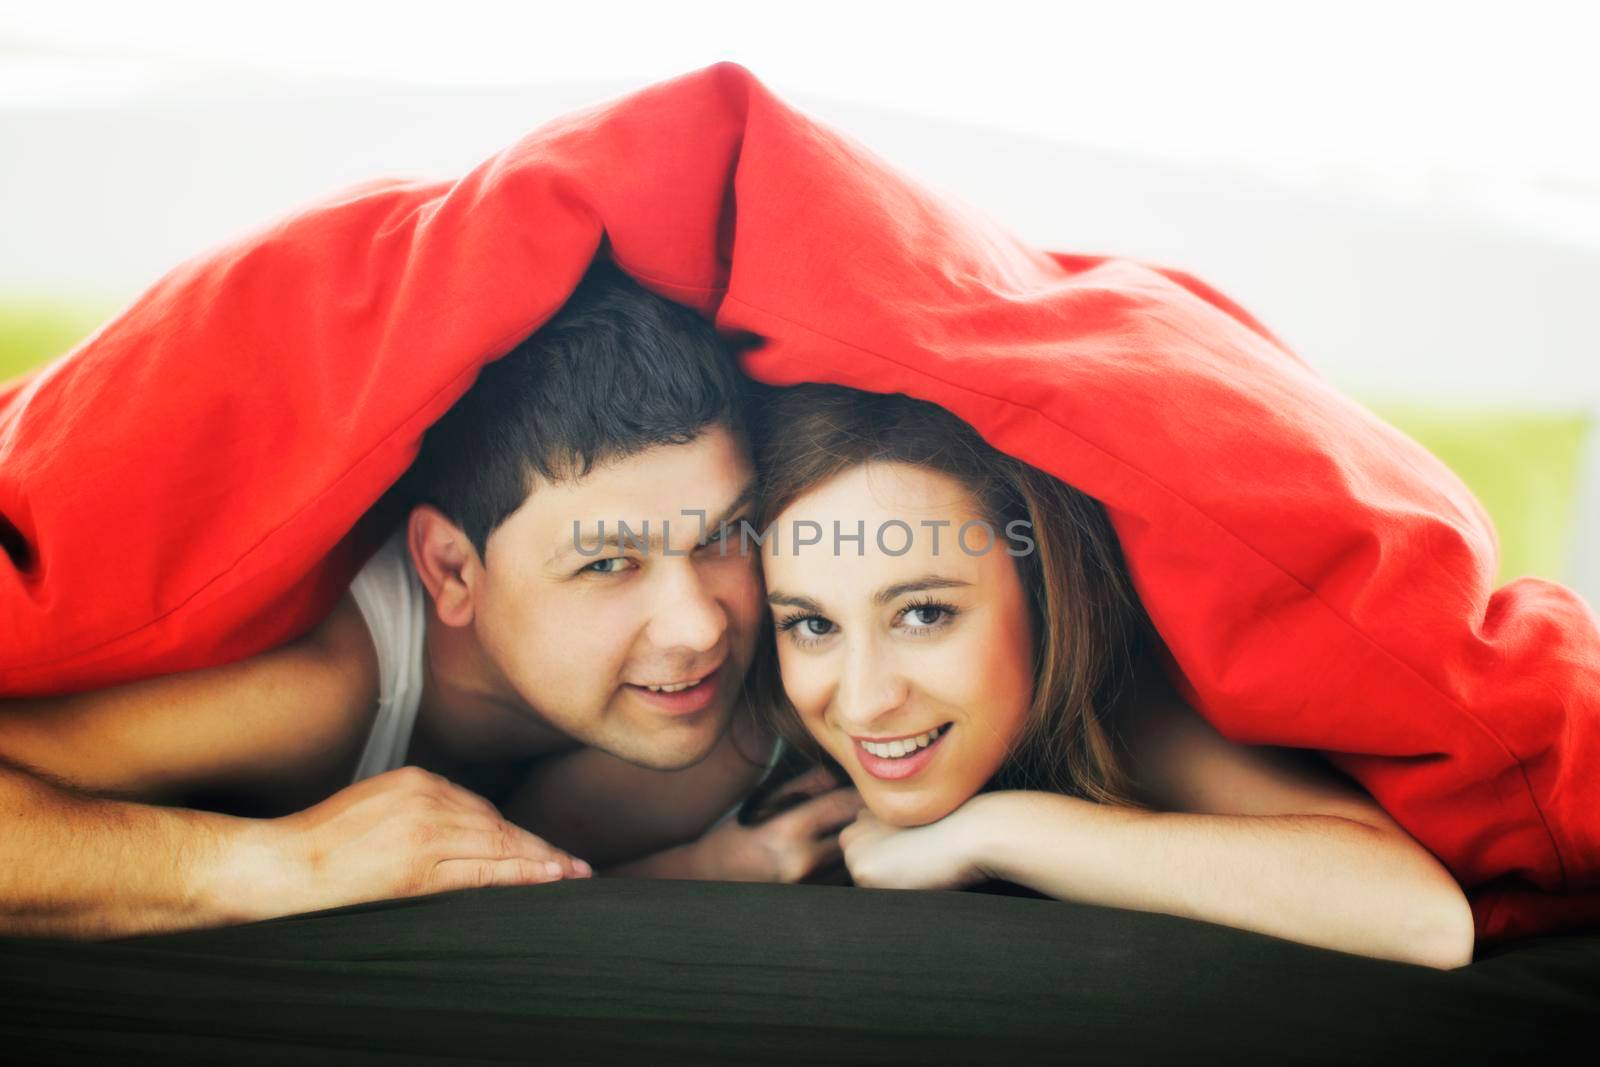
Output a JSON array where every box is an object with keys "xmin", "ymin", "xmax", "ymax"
[
  {"xmin": 1, "ymin": 300, "xmax": 115, "ymax": 384},
  {"xmin": 1, "ymin": 300, "xmax": 1589, "ymax": 587}
]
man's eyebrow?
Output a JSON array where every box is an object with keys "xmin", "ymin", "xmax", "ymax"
[
  {"xmin": 551, "ymin": 477, "xmax": 758, "ymax": 563},
  {"xmin": 766, "ymin": 575, "xmax": 970, "ymax": 612},
  {"xmin": 706, "ymin": 478, "xmax": 758, "ymax": 531}
]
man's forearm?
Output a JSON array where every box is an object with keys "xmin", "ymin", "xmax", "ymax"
[
  {"xmin": 0, "ymin": 759, "xmax": 253, "ymax": 939},
  {"xmin": 602, "ymin": 839, "xmax": 704, "ymax": 880}
]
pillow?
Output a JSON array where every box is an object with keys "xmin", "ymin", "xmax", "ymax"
[{"xmin": 2, "ymin": 62, "xmax": 1595, "ymax": 943}]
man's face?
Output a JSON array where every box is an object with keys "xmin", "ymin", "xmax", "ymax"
[{"xmin": 471, "ymin": 426, "xmax": 763, "ymax": 771}]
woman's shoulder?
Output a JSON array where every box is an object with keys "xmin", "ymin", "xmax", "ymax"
[{"xmin": 1106, "ymin": 657, "xmax": 1398, "ymax": 827}]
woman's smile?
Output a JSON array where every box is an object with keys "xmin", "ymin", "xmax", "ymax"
[{"xmin": 850, "ymin": 722, "xmax": 953, "ymax": 781}]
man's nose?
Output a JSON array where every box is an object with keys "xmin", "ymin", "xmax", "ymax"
[{"xmin": 645, "ymin": 560, "xmax": 728, "ymax": 653}]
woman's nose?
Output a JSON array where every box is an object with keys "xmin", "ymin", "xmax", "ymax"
[{"xmin": 830, "ymin": 642, "xmax": 911, "ymax": 734}]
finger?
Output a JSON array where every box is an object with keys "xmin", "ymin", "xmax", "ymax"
[
  {"xmin": 781, "ymin": 834, "xmax": 845, "ymax": 884},
  {"xmin": 408, "ymin": 824, "xmax": 543, "ymax": 862},
  {"xmin": 770, "ymin": 764, "xmax": 844, "ymax": 804},
  {"xmin": 429, "ymin": 856, "xmax": 567, "ymax": 894},
  {"xmin": 491, "ymin": 820, "xmax": 592, "ymax": 879},
  {"xmin": 777, "ymin": 787, "xmax": 868, "ymax": 839},
  {"xmin": 803, "ymin": 848, "xmax": 853, "ymax": 886},
  {"xmin": 403, "ymin": 818, "xmax": 588, "ymax": 876},
  {"xmin": 526, "ymin": 838, "xmax": 591, "ymax": 880}
]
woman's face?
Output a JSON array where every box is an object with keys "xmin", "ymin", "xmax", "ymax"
[{"xmin": 762, "ymin": 462, "xmax": 1036, "ymax": 826}]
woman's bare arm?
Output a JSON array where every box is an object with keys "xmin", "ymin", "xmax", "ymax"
[
  {"xmin": 839, "ymin": 666, "xmax": 1474, "ymax": 968},
  {"xmin": 968, "ymin": 673, "xmax": 1473, "ymax": 967}
]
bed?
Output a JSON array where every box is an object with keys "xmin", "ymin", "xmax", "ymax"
[{"xmin": 2, "ymin": 879, "xmax": 1595, "ymax": 1064}]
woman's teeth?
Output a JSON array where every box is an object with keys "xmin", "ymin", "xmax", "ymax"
[
  {"xmin": 645, "ymin": 678, "xmax": 702, "ymax": 693},
  {"xmin": 859, "ymin": 725, "xmax": 945, "ymax": 760}
]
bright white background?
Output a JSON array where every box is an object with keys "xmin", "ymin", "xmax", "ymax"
[
  {"xmin": 4, "ymin": 1, "xmax": 1597, "ymax": 399},
  {"xmin": 3, "ymin": 0, "xmax": 1599, "ymax": 586}
]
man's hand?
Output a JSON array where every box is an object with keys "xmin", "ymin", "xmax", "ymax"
[
  {"xmin": 219, "ymin": 766, "xmax": 592, "ymax": 923},
  {"xmin": 680, "ymin": 766, "xmax": 865, "ymax": 883}
]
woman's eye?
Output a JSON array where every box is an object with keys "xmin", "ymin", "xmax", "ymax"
[
  {"xmin": 777, "ymin": 614, "xmax": 834, "ymax": 643},
  {"xmin": 898, "ymin": 600, "xmax": 958, "ymax": 631}
]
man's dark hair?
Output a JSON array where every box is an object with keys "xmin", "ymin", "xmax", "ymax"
[{"xmin": 397, "ymin": 256, "xmax": 750, "ymax": 557}]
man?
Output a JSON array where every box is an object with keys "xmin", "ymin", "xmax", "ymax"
[{"xmin": 0, "ymin": 258, "xmax": 861, "ymax": 939}]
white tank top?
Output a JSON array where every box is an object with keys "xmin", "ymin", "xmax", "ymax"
[{"xmin": 346, "ymin": 529, "xmax": 429, "ymax": 783}]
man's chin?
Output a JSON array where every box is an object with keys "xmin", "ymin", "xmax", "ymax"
[
  {"xmin": 616, "ymin": 738, "xmax": 719, "ymax": 772},
  {"xmin": 610, "ymin": 706, "xmax": 733, "ymax": 771}
]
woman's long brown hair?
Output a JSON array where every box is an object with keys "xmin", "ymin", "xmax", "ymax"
[{"xmin": 741, "ymin": 383, "xmax": 1160, "ymax": 808}]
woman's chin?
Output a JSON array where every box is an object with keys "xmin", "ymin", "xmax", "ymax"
[{"xmin": 866, "ymin": 789, "xmax": 963, "ymax": 829}]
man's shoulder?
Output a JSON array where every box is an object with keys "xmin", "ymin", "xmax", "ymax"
[{"xmin": 301, "ymin": 591, "xmax": 383, "ymax": 716}]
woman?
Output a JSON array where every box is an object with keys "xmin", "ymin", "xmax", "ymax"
[{"xmin": 743, "ymin": 382, "xmax": 1476, "ymax": 969}]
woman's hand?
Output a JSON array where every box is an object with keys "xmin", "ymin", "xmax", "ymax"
[
  {"xmin": 688, "ymin": 766, "xmax": 865, "ymax": 883},
  {"xmin": 607, "ymin": 766, "xmax": 865, "ymax": 883},
  {"xmin": 839, "ymin": 803, "xmax": 989, "ymax": 891}
]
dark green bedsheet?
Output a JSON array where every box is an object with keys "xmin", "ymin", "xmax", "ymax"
[{"xmin": 2, "ymin": 879, "xmax": 1596, "ymax": 1065}]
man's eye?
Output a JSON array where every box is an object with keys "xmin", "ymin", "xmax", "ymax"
[
  {"xmin": 697, "ymin": 516, "xmax": 748, "ymax": 549},
  {"xmin": 581, "ymin": 557, "xmax": 631, "ymax": 575}
]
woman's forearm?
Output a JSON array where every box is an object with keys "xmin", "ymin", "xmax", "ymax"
[{"xmin": 965, "ymin": 791, "xmax": 1475, "ymax": 969}]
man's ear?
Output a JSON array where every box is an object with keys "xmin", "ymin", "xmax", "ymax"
[{"xmin": 407, "ymin": 505, "xmax": 483, "ymax": 628}]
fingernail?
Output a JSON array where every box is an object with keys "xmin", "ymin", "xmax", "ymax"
[{"xmin": 574, "ymin": 858, "xmax": 593, "ymax": 878}]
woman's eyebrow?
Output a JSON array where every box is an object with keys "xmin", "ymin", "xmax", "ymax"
[
  {"xmin": 766, "ymin": 575, "xmax": 970, "ymax": 613},
  {"xmin": 871, "ymin": 575, "xmax": 970, "ymax": 605},
  {"xmin": 766, "ymin": 591, "xmax": 824, "ymax": 612}
]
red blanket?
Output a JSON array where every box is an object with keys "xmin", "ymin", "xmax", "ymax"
[{"xmin": 3, "ymin": 63, "xmax": 1596, "ymax": 943}]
